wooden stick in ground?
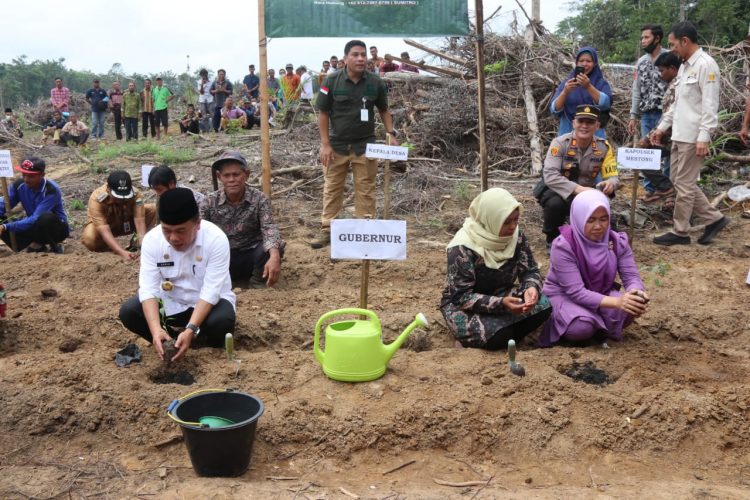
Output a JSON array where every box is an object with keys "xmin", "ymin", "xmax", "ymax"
[
  {"xmin": 258, "ymin": 0, "xmax": 272, "ymax": 197},
  {"xmin": 1, "ymin": 178, "xmax": 18, "ymax": 251},
  {"xmin": 474, "ymin": 0, "xmax": 488, "ymax": 192},
  {"xmin": 629, "ymin": 134, "xmax": 639, "ymax": 246},
  {"xmin": 360, "ymin": 259, "xmax": 370, "ymax": 311},
  {"xmin": 383, "ymin": 132, "xmax": 392, "ymax": 219}
]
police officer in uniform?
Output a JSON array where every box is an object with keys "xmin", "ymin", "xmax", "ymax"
[
  {"xmin": 534, "ymin": 105, "xmax": 619, "ymax": 249},
  {"xmin": 81, "ymin": 170, "xmax": 156, "ymax": 260}
]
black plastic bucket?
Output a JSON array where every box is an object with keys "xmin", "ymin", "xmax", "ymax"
[{"xmin": 168, "ymin": 390, "xmax": 264, "ymax": 477}]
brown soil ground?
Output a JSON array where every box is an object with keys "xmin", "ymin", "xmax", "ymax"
[{"xmin": 1, "ymin": 133, "xmax": 750, "ymax": 499}]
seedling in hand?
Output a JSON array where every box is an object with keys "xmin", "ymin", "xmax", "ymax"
[{"xmin": 507, "ymin": 339, "xmax": 526, "ymax": 377}]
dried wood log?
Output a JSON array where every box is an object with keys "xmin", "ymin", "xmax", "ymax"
[
  {"xmin": 403, "ymin": 38, "xmax": 470, "ymax": 67},
  {"xmin": 384, "ymin": 54, "xmax": 466, "ymax": 78},
  {"xmin": 714, "ymin": 152, "xmax": 750, "ymax": 163}
]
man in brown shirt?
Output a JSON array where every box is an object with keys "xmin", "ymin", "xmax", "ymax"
[
  {"xmin": 81, "ymin": 170, "xmax": 156, "ymax": 260},
  {"xmin": 140, "ymin": 79, "xmax": 156, "ymax": 138}
]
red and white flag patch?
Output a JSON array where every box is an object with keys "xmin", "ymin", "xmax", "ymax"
[{"xmin": 320, "ymin": 86, "xmax": 329, "ymax": 95}]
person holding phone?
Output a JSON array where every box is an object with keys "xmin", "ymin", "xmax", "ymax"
[
  {"xmin": 550, "ymin": 47, "xmax": 612, "ymax": 138},
  {"xmin": 539, "ymin": 190, "xmax": 648, "ymax": 347},
  {"xmin": 441, "ymin": 188, "xmax": 551, "ymax": 350}
]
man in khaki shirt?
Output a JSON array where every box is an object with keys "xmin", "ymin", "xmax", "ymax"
[
  {"xmin": 651, "ymin": 21, "xmax": 728, "ymax": 246},
  {"xmin": 82, "ymin": 170, "xmax": 156, "ymax": 260}
]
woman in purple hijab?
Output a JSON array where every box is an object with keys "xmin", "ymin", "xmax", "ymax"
[
  {"xmin": 539, "ymin": 190, "xmax": 648, "ymax": 347},
  {"xmin": 550, "ymin": 47, "xmax": 612, "ymax": 138}
]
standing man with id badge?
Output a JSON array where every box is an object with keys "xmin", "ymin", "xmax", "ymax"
[
  {"xmin": 311, "ymin": 39, "xmax": 396, "ymax": 249},
  {"xmin": 81, "ymin": 170, "xmax": 156, "ymax": 260}
]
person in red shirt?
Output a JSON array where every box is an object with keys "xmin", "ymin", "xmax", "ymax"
[
  {"xmin": 379, "ymin": 55, "xmax": 400, "ymax": 76},
  {"xmin": 283, "ymin": 63, "xmax": 301, "ymax": 103}
]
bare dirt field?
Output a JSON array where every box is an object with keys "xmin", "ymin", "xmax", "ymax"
[{"xmin": 1, "ymin": 133, "xmax": 749, "ymax": 499}]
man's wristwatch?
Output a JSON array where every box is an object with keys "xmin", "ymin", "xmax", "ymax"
[{"xmin": 185, "ymin": 323, "xmax": 200, "ymax": 338}]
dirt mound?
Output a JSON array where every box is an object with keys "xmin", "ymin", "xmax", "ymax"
[{"xmin": 0, "ymin": 136, "xmax": 749, "ymax": 497}]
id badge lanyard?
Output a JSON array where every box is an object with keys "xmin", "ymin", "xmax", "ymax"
[{"xmin": 360, "ymin": 97, "xmax": 369, "ymax": 122}]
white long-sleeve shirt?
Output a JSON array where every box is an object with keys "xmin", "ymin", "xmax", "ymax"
[
  {"xmin": 656, "ymin": 48, "xmax": 720, "ymax": 143},
  {"xmin": 138, "ymin": 220, "xmax": 235, "ymax": 316}
]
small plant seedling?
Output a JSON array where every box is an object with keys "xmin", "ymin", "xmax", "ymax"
[
  {"xmin": 507, "ymin": 339, "xmax": 526, "ymax": 377},
  {"xmin": 69, "ymin": 199, "xmax": 85, "ymax": 211}
]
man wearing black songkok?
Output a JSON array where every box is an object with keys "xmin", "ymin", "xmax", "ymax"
[{"xmin": 118, "ymin": 188, "xmax": 236, "ymax": 362}]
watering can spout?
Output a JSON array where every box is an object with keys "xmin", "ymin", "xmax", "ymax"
[{"xmin": 383, "ymin": 313, "xmax": 428, "ymax": 362}]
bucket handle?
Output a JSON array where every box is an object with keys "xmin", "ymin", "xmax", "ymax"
[{"xmin": 166, "ymin": 388, "xmax": 229, "ymax": 428}]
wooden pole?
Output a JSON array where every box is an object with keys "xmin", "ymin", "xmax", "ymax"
[
  {"xmin": 258, "ymin": 0, "xmax": 272, "ymax": 197},
  {"xmin": 474, "ymin": 0, "xmax": 488, "ymax": 192},
  {"xmin": 1, "ymin": 178, "xmax": 18, "ymax": 251},
  {"xmin": 383, "ymin": 133, "xmax": 392, "ymax": 220},
  {"xmin": 360, "ymin": 259, "xmax": 370, "ymax": 310},
  {"xmin": 531, "ymin": 0, "xmax": 540, "ymax": 21},
  {"xmin": 629, "ymin": 134, "xmax": 639, "ymax": 246}
]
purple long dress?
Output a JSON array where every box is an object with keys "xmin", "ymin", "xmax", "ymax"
[{"xmin": 539, "ymin": 190, "xmax": 644, "ymax": 347}]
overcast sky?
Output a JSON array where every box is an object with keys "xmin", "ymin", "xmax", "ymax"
[{"xmin": 3, "ymin": 1, "xmax": 568, "ymax": 81}]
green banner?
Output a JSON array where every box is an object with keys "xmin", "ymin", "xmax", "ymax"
[{"xmin": 265, "ymin": 0, "xmax": 469, "ymax": 38}]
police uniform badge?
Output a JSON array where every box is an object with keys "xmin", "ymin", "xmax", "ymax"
[{"xmin": 161, "ymin": 280, "xmax": 174, "ymax": 291}]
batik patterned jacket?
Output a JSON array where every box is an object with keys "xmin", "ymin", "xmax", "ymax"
[
  {"xmin": 199, "ymin": 184, "xmax": 285, "ymax": 253},
  {"xmin": 440, "ymin": 232, "xmax": 549, "ymax": 347}
]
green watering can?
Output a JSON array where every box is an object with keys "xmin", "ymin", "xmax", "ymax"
[{"xmin": 314, "ymin": 308, "xmax": 428, "ymax": 382}]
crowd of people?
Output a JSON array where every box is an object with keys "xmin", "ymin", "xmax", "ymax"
[
  {"xmin": 0, "ymin": 26, "xmax": 747, "ymax": 360},
  {"xmin": 37, "ymin": 45, "xmax": 419, "ymax": 145},
  {"xmin": 443, "ymin": 20, "xmax": 745, "ymax": 351}
]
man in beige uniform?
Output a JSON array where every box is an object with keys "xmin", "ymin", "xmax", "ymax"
[
  {"xmin": 82, "ymin": 170, "xmax": 156, "ymax": 260},
  {"xmin": 651, "ymin": 21, "xmax": 728, "ymax": 246}
]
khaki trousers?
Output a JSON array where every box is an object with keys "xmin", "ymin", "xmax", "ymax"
[
  {"xmin": 321, "ymin": 151, "xmax": 378, "ymax": 231},
  {"xmin": 670, "ymin": 141, "xmax": 723, "ymax": 236},
  {"xmin": 81, "ymin": 204, "xmax": 157, "ymax": 251}
]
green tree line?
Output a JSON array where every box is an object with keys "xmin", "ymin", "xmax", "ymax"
[
  {"xmin": 0, "ymin": 56, "xmax": 217, "ymax": 109},
  {"xmin": 556, "ymin": 0, "xmax": 750, "ymax": 63}
]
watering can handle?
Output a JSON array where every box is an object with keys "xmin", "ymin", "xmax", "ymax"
[{"xmin": 314, "ymin": 308, "xmax": 381, "ymax": 355}]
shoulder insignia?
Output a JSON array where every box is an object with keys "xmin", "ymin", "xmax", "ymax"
[
  {"xmin": 96, "ymin": 192, "xmax": 109, "ymax": 203},
  {"xmin": 707, "ymin": 72, "xmax": 716, "ymax": 82},
  {"xmin": 551, "ymin": 146, "xmax": 560, "ymax": 157}
]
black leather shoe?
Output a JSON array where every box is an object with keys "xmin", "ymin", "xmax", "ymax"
[
  {"xmin": 697, "ymin": 216, "xmax": 729, "ymax": 245},
  {"xmin": 653, "ymin": 232, "xmax": 690, "ymax": 246}
]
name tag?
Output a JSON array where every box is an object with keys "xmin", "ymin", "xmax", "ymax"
[
  {"xmin": 157, "ymin": 261, "xmax": 175, "ymax": 267},
  {"xmin": 361, "ymin": 109, "xmax": 369, "ymax": 122}
]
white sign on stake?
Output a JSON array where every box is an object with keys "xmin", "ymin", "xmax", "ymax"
[
  {"xmin": 617, "ymin": 147, "xmax": 662, "ymax": 171},
  {"xmin": 365, "ymin": 143, "xmax": 409, "ymax": 162},
  {"xmin": 141, "ymin": 164, "xmax": 156, "ymax": 188},
  {"xmin": 746, "ymin": 268, "xmax": 750, "ymax": 285},
  {"xmin": 331, "ymin": 219, "xmax": 407, "ymax": 260},
  {"xmin": 0, "ymin": 150, "xmax": 14, "ymax": 178}
]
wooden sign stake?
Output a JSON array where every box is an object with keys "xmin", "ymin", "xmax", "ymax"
[
  {"xmin": 383, "ymin": 133, "xmax": 392, "ymax": 220},
  {"xmin": 628, "ymin": 133, "xmax": 639, "ymax": 246},
  {"xmin": 1, "ymin": 178, "xmax": 18, "ymax": 251}
]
